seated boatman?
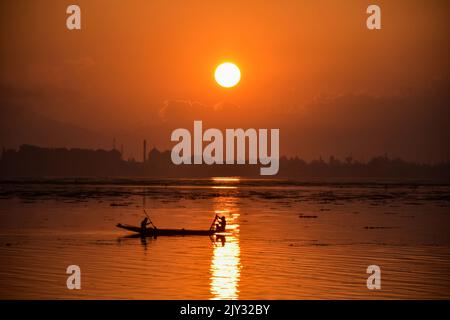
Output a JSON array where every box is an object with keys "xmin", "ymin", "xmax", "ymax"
[{"xmin": 140, "ymin": 217, "xmax": 151, "ymax": 232}]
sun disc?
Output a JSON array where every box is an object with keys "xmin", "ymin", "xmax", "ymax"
[{"xmin": 215, "ymin": 62, "xmax": 241, "ymax": 88}]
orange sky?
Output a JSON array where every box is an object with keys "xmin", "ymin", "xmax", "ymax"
[{"xmin": 0, "ymin": 0, "xmax": 449, "ymax": 162}]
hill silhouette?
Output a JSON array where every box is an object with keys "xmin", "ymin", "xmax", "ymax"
[{"xmin": 0, "ymin": 106, "xmax": 109, "ymax": 150}]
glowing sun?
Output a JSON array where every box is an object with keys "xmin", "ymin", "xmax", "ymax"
[{"xmin": 215, "ymin": 62, "xmax": 241, "ymax": 88}]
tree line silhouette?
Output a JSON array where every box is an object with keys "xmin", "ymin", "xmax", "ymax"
[{"xmin": 1, "ymin": 144, "xmax": 449, "ymax": 180}]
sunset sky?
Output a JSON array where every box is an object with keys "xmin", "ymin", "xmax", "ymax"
[{"xmin": 0, "ymin": 0, "xmax": 448, "ymax": 162}]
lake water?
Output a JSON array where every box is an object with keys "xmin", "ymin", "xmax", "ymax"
[{"xmin": 0, "ymin": 179, "xmax": 449, "ymax": 299}]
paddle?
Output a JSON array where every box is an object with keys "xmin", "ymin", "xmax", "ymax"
[
  {"xmin": 143, "ymin": 209, "xmax": 157, "ymax": 229},
  {"xmin": 209, "ymin": 214, "xmax": 219, "ymax": 231}
]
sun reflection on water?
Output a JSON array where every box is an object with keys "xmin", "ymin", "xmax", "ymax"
[
  {"xmin": 210, "ymin": 196, "xmax": 241, "ymax": 300},
  {"xmin": 212, "ymin": 177, "xmax": 240, "ymax": 183}
]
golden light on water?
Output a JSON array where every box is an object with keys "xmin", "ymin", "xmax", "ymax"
[
  {"xmin": 210, "ymin": 197, "xmax": 241, "ymax": 300},
  {"xmin": 212, "ymin": 177, "xmax": 240, "ymax": 182},
  {"xmin": 211, "ymin": 177, "xmax": 240, "ymax": 190},
  {"xmin": 211, "ymin": 186, "xmax": 237, "ymax": 189}
]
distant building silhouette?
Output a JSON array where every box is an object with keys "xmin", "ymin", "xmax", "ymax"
[{"xmin": 143, "ymin": 140, "xmax": 147, "ymax": 163}]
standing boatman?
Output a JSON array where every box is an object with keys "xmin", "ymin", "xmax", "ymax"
[{"xmin": 217, "ymin": 216, "xmax": 227, "ymax": 232}]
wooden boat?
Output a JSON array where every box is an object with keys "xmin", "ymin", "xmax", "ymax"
[{"xmin": 116, "ymin": 223, "xmax": 216, "ymax": 236}]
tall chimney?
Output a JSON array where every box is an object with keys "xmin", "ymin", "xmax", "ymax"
[{"xmin": 143, "ymin": 139, "xmax": 147, "ymax": 163}]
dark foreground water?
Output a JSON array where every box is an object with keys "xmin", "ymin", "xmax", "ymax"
[{"xmin": 0, "ymin": 178, "xmax": 449, "ymax": 299}]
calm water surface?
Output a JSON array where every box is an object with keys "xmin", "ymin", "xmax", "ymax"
[{"xmin": 0, "ymin": 179, "xmax": 449, "ymax": 299}]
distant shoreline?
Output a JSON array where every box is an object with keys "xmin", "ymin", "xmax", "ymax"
[
  {"xmin": 1, "ymin": 145, "xmax": 449, "ymax": 181},
  {"xmin": 1, "ymin": 176, "xmax": 449, "ymax": 186}
]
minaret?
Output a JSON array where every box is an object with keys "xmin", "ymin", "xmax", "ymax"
[{"xmin": 143, "ymin": 139, "xmax": 147, "ymax": 163}]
